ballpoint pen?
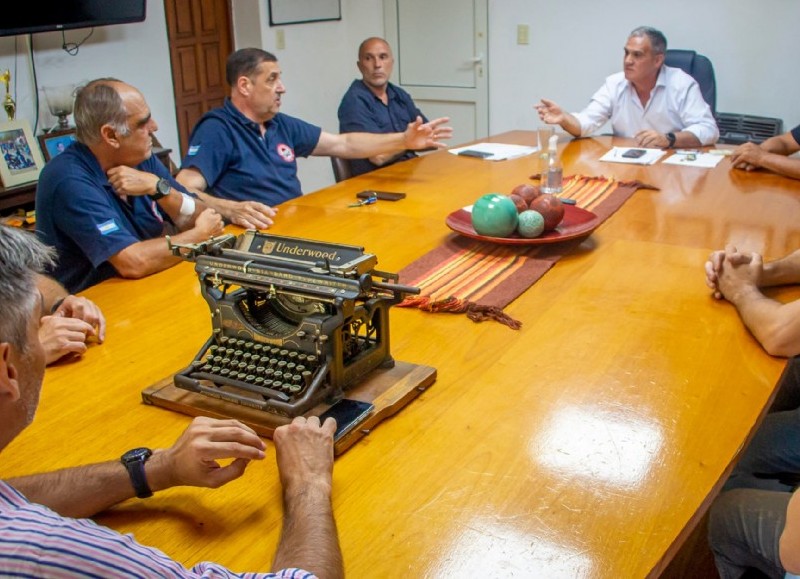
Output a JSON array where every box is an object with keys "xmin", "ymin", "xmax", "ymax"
[{"xmin": 348, "ymin": 194, "xmax": 378, "ymax": 207}]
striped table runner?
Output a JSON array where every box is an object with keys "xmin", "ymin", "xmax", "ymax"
[{"xmin": 397, "ymin": 175, "xmax": 657, "ymax": 328}]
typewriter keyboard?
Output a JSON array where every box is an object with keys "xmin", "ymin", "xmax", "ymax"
[{"xmin": 188, "ymin": 336, "xmax": 325, "ymax": 402}]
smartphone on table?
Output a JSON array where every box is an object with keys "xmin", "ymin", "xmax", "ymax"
[
  {"xmin": 621, "ymin": 148, "xmax": 647, "ymax": 159},
  {"xmin": 318, "ymin": 399, "xmax": 374, "ymax": 442}
]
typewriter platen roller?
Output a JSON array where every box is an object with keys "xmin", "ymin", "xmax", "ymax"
[{"xmin": 169, "ymin": 231, "xmax": 419, "ymax": 418}]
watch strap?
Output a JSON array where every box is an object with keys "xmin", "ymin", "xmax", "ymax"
[
  {"xmin": 666, "ymin": 132, "xmax": 677, "ymax": 148},
  {"xmin": 121, "ymin": 448, "xmax": 153, "ymax": 498}
]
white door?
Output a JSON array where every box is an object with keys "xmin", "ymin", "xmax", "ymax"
[{"xmin": 383, "ymin": 0, "xmax": 489, "ymax": 147}]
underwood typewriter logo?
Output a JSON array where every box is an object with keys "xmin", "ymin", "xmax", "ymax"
[{"xmin": 261, "ymin": 241, "xmax": 276, "ymax": 255}]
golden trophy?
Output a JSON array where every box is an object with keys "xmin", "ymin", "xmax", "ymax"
[{"xmin": 0, "ymin": 69, "xmax": 16, "ymax": 121}]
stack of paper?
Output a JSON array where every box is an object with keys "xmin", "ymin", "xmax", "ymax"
[
  {"xmin": 449, "ymin": 143, "xmax": 539, "ymax": 161},
  {"xmin": 662, "ymin": 151, "xmax": 724, "ymax": 168},
  {"xmin": 599, "ymin": 147, "xmax": 667, "ymax": 165}
]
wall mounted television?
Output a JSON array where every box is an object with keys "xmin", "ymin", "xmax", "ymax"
[{"xmin": 0, "ymin": 0, "xmax": 146, "ymax": 38}]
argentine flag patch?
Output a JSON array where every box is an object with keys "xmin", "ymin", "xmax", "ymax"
[
  {"xmin": 187, "ymin": 145, "xmax": 200, "ymax": 156},
  {"xmin": 97, "ymin": 219, "xmax": 120, "ymax": 235}
]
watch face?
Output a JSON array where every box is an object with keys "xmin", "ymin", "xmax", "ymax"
[
  {"xmin": 156, "ymin": 178, "xmax": 171, "ymax": 197},
  {"xmin": 122, "ymin": 447, "xmax": 152, "ymax": 463}
]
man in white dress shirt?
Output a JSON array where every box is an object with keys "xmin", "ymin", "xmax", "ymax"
[{"xmin": 535, "ymin": 26, "xmax": 719, "ymax": 149}]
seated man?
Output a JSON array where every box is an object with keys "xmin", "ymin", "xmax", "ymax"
[
  {"xmin": 535, "ymin": 26, "xmax": 719, "ymax": 149},
  {"xmin": 705, "ymin": 244, "xmax": 800, "ymax": 578},
  {"xmin": 729, "ymin": 125, "xmax": 800, "ymax": 180},
  {"xmin": 176, "ymin": 48, "xmax": 451, "ymax": 230},
  {"xmin": 36, "ymin": 272, "xmax": 106, "ymax": 365},
  {"xmin": 0, "ymin": 224, "xmax": 343, "ymax": 578},
  {"xmin": 36, "ymin": 78, "xmax": 224, "ymax": 294},
  {"xmin": 338, "ymin": 37, "xmax": 428, "ymax": 177}
]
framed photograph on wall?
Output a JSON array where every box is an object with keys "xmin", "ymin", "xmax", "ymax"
[
  {"xmin": 0, "ymin": 120, "xmax": 45, "ymax": 188},
  {"xmin": 268, "ymin": 0, "xmax": 341, "ymax": 25},
  {"xmin": 38, "ymin": 128, "xmax": 77, "ymax": 163}
]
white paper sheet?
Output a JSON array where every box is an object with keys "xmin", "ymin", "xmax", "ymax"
[
  {"xmin": 599, "ymin": 147, "xmax": 667, "ymax": 165},
  {"xmin": 449, "ymin": 143, "xmax": 539, "ymax": 161},
  {"xmin": 662, "ymin": 151, "xmax": 724, "ymax": 168}
]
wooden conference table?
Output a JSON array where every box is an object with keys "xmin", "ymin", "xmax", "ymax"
[{"xmin": 3, "ymin": 132, "xmax": 800, "ymax": 577}]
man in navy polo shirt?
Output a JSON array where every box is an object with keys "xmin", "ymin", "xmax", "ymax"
[
  {"xmin": 175, "ymin": 48, "xmax": 451, "ymax": 230},
  {"xmin": 36, "ymin": 79, "xmax": 224, "ymax": 294},
  {"xmin": 338, "ymin": 37, "xmax": 428, "ymax": 178}
]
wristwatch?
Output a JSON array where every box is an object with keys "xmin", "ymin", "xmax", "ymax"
[
  {"xmin": 666, "ymin": 132, "xmax": 677, "ymax": 149},
  {"xmin": 120, "ymin": 447, "xmax": 153, "ymax": 498},
  {"xmin": 151, "ymin": 177, "xmax": 171, "ymax": 200}
]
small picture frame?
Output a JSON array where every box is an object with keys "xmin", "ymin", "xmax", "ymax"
[
  {"xmin": 0, "ymin": 119, "xmax": 45, "ymax": 188},
  {"xmin": 38, "ymin": 128, "xmax": 77, "ymax": 163}
]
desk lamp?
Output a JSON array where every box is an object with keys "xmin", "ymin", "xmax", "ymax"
[{"xmin": 43, "ymin": 84, "xmax": 76, "ymax": 131}]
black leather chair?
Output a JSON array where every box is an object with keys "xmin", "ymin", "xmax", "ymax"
[
  {"xmin": 330, "ymin": 156, "xmax": 354, "ymax": 183},
  {"xmin": 664, "ymin": 49, "xmax": 717, "ymax": 115}
]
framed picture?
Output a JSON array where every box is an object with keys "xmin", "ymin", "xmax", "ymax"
[
  {"xmin": 268, "ymin": 0, "xmax": 341, "ymax": 26},
  {"xmin": 38, "ymin": 128, "xmax": 77, "ymax": 163},
  {"xmin": 0, "ymin": 119, "xmax": 45, "ymax": 188}
]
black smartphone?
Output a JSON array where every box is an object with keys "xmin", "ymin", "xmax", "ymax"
[
  {"xmin": 318, "ymin": 399, "xmax": 374, "ymax": 442},
  {"xmin": 356, "ymin": 190, "xmax": 407, "ymax": 201},
  {"xmin": 621, "ymin": 148, "xmax": 647, "ymax": 159},
  {"xmin": 458, "ymin": 149, "xmax": 493, "ymax": 159}
]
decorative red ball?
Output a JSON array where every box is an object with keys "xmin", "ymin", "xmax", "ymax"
[{"xmin": 528, "ymin": 194, "xmax": 565, "ymax": 231}]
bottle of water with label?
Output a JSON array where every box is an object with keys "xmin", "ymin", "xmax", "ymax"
[{"xmin": 540, "ymin": 133, "xmax": 563, "ymax": 194}]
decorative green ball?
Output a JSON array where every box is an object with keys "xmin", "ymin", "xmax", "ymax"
[
  {"xmin": 471, "ymin": 194, "xmax": 519, "ymax": 237},
  {"xmin": 517, "ymin": 210, "xmax": 545, "ymax": 238}
]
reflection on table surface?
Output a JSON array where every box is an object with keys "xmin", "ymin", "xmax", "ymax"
[{"xmin": 2, "ymin": 132, "xmax": 798, "ymax": 577}]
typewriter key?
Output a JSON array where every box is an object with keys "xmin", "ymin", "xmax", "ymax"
[
  {"xmin": 220, "ymin": 368, "xmax": 231, "ymax": 376},
  {"xmin": 254, "ymin": 377, "xmax": 264, "ymax": 386},
  {"xmin": 246, "ymin": 374, "xmax": 256, "ymax": 383},
  {"xmin": 277, "ymin": 360, "xmax": 287, "ymax": 369},
  {"xmin": 236, "ymin": 339, "xmax": 246, "ymax": 348},
  {"xmin": 287, "ymin": 384, "xmax": 301, "ymax": 393},
  {"xmin": 286, "ymin": 362, "xmax": 296, "ymax": 372},
  {"xmin": 288, "ymin": 351, "xmax": 298, "ymax": 360},
  {"xmin": 233, "ymin": 349, "xmax": 243, "ymax": 359},
  {"xmin": 279, "ymin": 349, "xmax": 289, "ymax": 357}
]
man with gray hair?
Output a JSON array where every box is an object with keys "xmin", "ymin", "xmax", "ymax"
[
  {"xmin": 36, "ymin": 78, "xmax": 224, "ymax": 294},
  {"xmin": 0, "ymin": 223, "xmax": 344, "ymax": 578},
  {"xmin": 535, "ymin": 26, "xmax": 719, "ymax": 148}
]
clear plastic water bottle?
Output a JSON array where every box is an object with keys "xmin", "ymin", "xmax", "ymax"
[{"xmin": 540, "ymin": 134, "xmax": 563, "ymax": 194}]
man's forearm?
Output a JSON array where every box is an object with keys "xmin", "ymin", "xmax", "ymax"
[
  {"xmin": 8, "ymin": 462, "xmax": 137, "ymax": 518},
  {"xmin": 272, "ymin": 486, "xmax": 343, "ymax": 579},
  {"xmin": 339, "ymin": 132, "xmax": 406, "ymax": 160},
  {"xmin": 729, "ymin": 285, "xmax": 800, "ymax": 357},
  {"xmin": 559, "ymin": 113, "xmax": 582, "ymax": 137},
  {"xmin": 753, "ymin": 153, "xmax": 800, "ymax": 180},
  {"xmin": 762, "ymin": 250, "xmax": 800, "ymax": 287}
]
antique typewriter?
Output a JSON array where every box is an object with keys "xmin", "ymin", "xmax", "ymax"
[{"xmin": 168, "ymin": 231, "xmax": 419, "ymax": 418}]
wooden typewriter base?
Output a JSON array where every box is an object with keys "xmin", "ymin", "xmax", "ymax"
[{"xmin": 141, "ymin": 361, "xmax": 436, "ymax": 455}]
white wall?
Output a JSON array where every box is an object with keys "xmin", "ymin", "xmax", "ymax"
[
  {"xmin": 488, "ymin": 0, "xmax": 800, "ymax": 137},
  {"xmin": 1, "ymin": 0, "xmax": 798, "ymax": 195},
  {"xmin": 0, "ymin": 0, "xmax": 178, "ymax": 161}
]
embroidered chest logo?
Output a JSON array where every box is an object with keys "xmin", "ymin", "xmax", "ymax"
[{"xmin": 276, "ymin": 143, "xmax": 295, "ymax": 162}]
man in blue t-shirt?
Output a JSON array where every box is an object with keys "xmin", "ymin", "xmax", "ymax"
[
  {"xmin": 338, "ymin": 37, "xmax": 428, "ymax": 177},
  {"xmin": 175, "ymin": 48, "xmax": 452, "ymax": 230},
  {"xmin": 36, "ymin": 79, "xmax": 224, "ymax": 294}
]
